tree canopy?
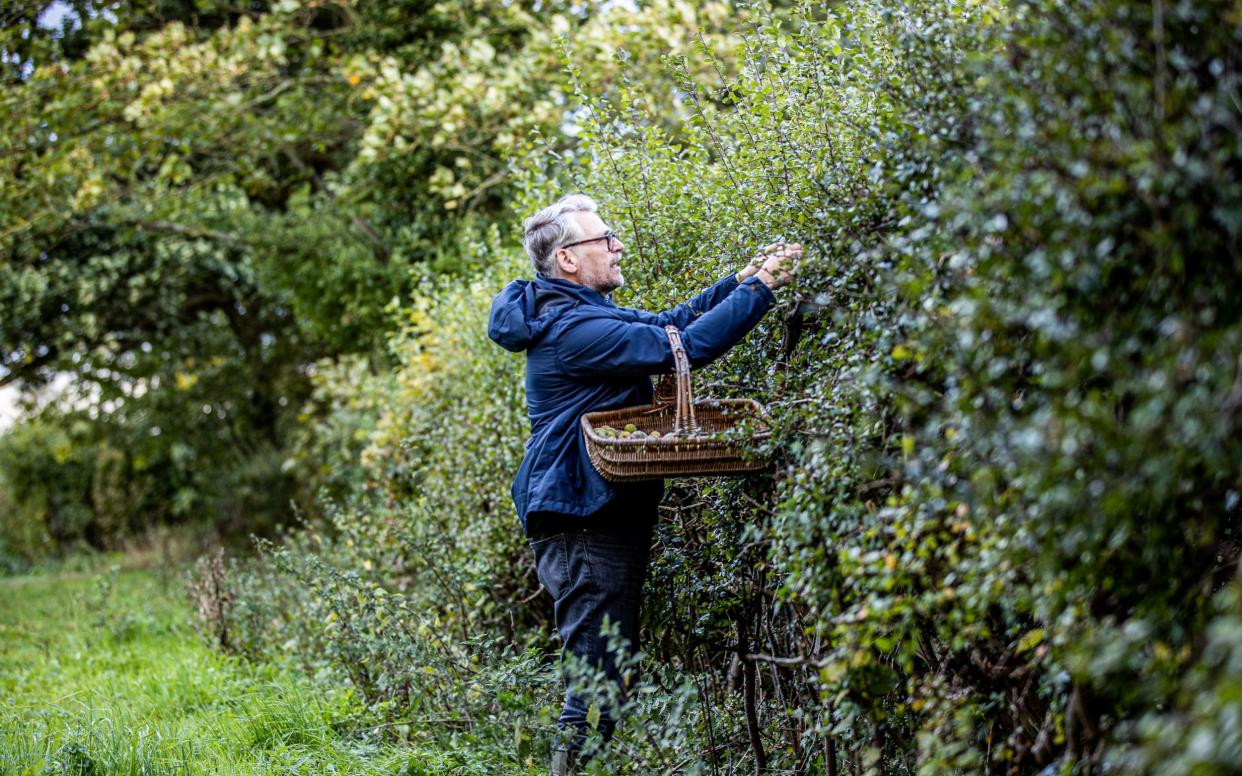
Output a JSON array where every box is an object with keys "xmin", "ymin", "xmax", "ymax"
[{"xmin": 0, "ymin": 0, "xmax": 741, "ymax": 550}]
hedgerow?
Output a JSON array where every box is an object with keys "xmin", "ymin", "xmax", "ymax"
[{"xmin": 203, "ymin": 1, "xmax": 1242, "ymax": 773}]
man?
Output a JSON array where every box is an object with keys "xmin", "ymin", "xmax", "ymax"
[{"xmin": 488, "ymin": 194, "xmax": 797, "ymax": 774}]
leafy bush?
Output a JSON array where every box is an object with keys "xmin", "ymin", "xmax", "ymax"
[
  {"xmin": 211, "ymin": 0, "xmax": 1242, "ymax": 773},
  {"xmin": 190, "ymin": 245, "xmax": 559, "ymax": 751},
  {"xmin": 527, "ymin": 0, "xmax": 1242, "ymax": 770},
  {"xmin": 0, "ymin": 414, "xmax": 95, "ymax": 563},
  {"xmin": 281, "ymin": 236, "xmax": 539, "ymax": 636},
  {"xmin": 0, "ymin": 405, "xmax": 299, "ymax": 566}
]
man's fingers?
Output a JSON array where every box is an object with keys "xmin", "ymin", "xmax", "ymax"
[
  {"xmin": 752, "ymin": 242, "xmax": 803, "ymax": 285},
  {"xmin": 763, "ymin": 244, "xmax": 802, "ymax": 257},
  {"xmin": 760, "ymin": 241, "xmax": 802, "ymax": 254}
]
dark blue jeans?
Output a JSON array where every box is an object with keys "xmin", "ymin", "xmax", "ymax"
[{"xmin": 530, "ymin": 523, "xmax": 654, "ymax": 750}]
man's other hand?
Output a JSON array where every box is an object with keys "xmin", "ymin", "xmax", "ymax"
[{"xmin": 738, "ymin": 242, "xmax": 801, "ymax": 289}]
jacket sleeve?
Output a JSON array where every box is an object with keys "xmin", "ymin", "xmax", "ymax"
[
  {"xmin": 625, "ymin": 272, "xmax": 740, "ymax": 329},
  {"xmin": 557, "ymin": 276, "xmax": 775, "ymax": 379}
]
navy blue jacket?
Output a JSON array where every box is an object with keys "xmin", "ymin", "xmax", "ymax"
[{"xmin": 488, "ymin": 271, "xmax": 776, "ymax": 533}]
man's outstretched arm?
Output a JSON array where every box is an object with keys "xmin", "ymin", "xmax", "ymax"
[
  {"xmin": 558, "ymin": 248, "xmax": 799, "ymax": 379},
  {"xmin": 637, "ymin": 272, "xmax": 740, "ymax": 330},
  {"xmin": 558, "ymin": 279, "xmax": 786, "ymax": 379},
  {"xmin": 633, "ymin": 243, "xmax": 803, "ymax": 329}
]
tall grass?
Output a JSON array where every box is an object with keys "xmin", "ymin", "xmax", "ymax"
[{"xmin": 0, "ymin": 565, "xmax": 533, "ymax": 775}]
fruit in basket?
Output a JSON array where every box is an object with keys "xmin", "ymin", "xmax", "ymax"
[{"xmin": 591, "ymin": 423, "xmax": 676, "ymax": 441}]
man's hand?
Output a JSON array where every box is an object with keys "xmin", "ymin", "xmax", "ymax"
[{"xmin": 738, "ymin": 242, "xmax": 801, "ymax": 289}]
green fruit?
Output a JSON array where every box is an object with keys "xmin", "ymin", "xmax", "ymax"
[{"xmin": 623, "ymin": 423, "xmax": 637, "ymax": 433}]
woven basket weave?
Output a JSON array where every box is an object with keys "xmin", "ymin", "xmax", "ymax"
[{"xmin": 581, "ymin": 325, "xmax": 771, "ymax": 482}]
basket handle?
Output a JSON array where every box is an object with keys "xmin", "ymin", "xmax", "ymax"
[{"xmin": 663, "ymin": 325, "xmax": 699, "ymax": 435}]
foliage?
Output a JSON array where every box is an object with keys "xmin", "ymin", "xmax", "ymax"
[
  {"xmin": 528, "ymin": 0, "xmax": 1242, "ymax": 772},
  {"xmin": 1112, "ymin": 580, "xmax": 1242, "ymax": 774},
  {"xmin": 0, "ymin": 400, "xmax": 300, "ymax": 565},
  {"xmin": 195, "ymin": 242, "xmax": 554, "ymax": 686},
  {"xmin": 0, "ymin": 0, "xmax": 742, "ymax": 556},
  {"xmin": 0, "ymin": 413, "xmax": 96, "ymax": 564},
  {"xmin": 0, "ymin": 564, "xmax": 542, "ymax": 774},
  {"xmin": 14, "ymin": 0, "xmax": 1233, "ymax": 773}
]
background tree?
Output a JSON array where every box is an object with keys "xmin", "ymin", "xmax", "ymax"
[{"xmin": 0, "ymin": 0, "xmax": 743, "ymax": 554}]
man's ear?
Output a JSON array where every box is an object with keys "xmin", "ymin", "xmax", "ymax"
[{"xmin": 555, "ymin": 248, "xmax": 578, "ymax": 277}]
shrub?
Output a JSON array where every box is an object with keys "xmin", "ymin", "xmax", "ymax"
[
  {"xmin": 0, "ymin": 414, "xmax": 95, "ymax": 562},
  {"xmin": 522, "ymin": 0, "xmax": 1242, "ymax": 771},
  {"xmin": 280, "ymin": 234, "xmax": 540, "ymax": 638},
  {"xmin": 194, "ymin": 241, "xmax": 558, "ymax": 749},
  {"xmin": 210, "ymin": 0, "xmax": 1242, "ymax": 772}
]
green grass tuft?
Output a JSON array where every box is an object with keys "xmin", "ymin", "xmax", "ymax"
[{"xmin": 0, "ymin": 566, "xmax": 535, "ymax": 775}]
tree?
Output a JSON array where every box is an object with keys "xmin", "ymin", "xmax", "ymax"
[{"xmin": 0, "ymin": 0, "xmax": 745, "ymax": 550}]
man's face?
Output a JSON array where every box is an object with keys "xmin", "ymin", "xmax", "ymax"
[{"xmin": 563, "ymin": 211, "xmax": 624, "ymax": 294}]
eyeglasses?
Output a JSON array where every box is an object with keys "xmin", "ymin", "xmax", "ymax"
[{"xmin": 561, "ymin": 230, "xmax": 621, "ymax": 252}]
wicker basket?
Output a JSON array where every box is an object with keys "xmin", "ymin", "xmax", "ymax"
[{"xmin": 581, "ymin": 325, "xmax": 771, "ymax": 482}]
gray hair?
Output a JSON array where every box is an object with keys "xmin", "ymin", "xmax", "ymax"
[{"xmin": 523, "ymin": 194, "xmax": 597, "ymax": 277}]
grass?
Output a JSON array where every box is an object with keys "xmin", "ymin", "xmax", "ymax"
[{"xmin": 0, "ymin": 561, "xmax": 529, "ymax": 775}]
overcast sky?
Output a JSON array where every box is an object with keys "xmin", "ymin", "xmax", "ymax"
[
  {"xmin": 2, "ymin": 2, "xmax": 70, "ymax": 433},
  {"xmin": 0, "ymin": 375, "xmax": 78, "ymax": 433},
  {"xmin": 0, "ymin": 384, "xmax": 21, "ymax": 433},
  {"xmin": 37, "ymin": 1, "xmax": 78, "ymax": 31}
]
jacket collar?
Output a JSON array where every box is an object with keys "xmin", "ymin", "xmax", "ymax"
[{"xmin": 534, "ymin": 274, "xmax": 616, "ymax": 310}]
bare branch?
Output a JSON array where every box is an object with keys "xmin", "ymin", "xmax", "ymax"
[
  {"xmin": 132, "ymin": 220, "xmax": 247, "ymax": 244},
  {"xmin": 744, "ymin": 652, "xmax": 830, "ymax": 670}
]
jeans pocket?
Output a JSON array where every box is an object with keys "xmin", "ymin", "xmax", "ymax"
[
  {"xmin": 531, "ymin": 533, "xmax": 568, "ymax": 601},
  {"xmin": 578, "ymin": 530, "xmax": 652, "ymax": 601}
]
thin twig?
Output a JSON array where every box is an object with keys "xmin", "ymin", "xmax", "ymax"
[
  {"xmin": 743, "ymin": 652, "xmax": 830, "ymax": 670},
  {"xmin": 737, "ymin": 490, "xmax": 776, "ymax": 517},
  {"xmin": 518, "ymin": 584, "xmax": 546, "ymax": 604}
]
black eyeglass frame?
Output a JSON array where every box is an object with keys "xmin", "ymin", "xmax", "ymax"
[{"xmin": 560, "ymin": 230, "xmax": 621, "ymax": 252}]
